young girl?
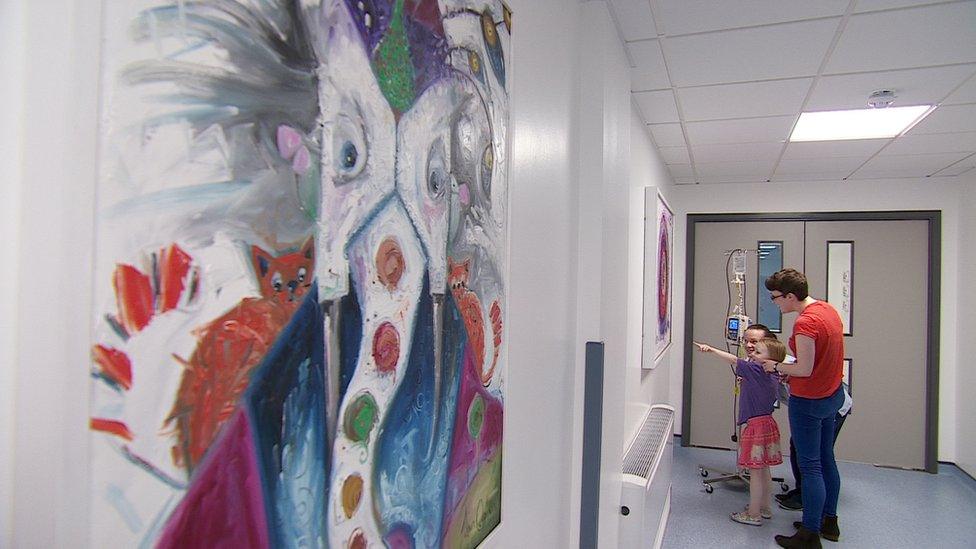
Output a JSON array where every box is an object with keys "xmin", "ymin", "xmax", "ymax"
[{"xmin": 695, "ymin": 336, "xmax": 786, "ymax": 526}]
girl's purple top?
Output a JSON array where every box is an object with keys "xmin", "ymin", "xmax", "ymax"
[{"xmin": 736, "ymin": 358, "xmax": 779, "ymax": 425}]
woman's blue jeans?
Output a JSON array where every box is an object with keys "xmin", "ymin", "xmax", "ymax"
[{"xmin": 788, "ymin": 386, "xmax": 845, "ymax": 532}]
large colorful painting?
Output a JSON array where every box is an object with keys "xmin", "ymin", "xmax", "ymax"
[
  {"xmin": 89, "ymin": 1, "xmax": 511, "ymax": 547},
  {"xmin": 654, "ymin": 192, "xmax": 673, "ymax": 363}
]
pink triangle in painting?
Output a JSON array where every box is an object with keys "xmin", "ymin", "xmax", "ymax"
[{"xmin": 157, "ymin": 408, "xmax": 269, "ymax": 549}]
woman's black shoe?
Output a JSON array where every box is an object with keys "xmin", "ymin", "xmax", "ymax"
[
  {"xmin": 776, "ymin": 525, "xmax": 822, "ymax": 548},
  {"xmin": 792, "ymin": 516, "xmax": 840, "ymax": 542},
  {"xmin": 777, "ymin": 492, "xmax": 803, "ymax": 510},
  {"xmin": 775, "ymin": 488, "xmax": 799, "ymax": 503}
]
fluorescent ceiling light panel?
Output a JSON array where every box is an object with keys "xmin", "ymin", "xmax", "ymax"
[{"xmin": 790, "ymin": 105, "xmax": 933, "ymax": 142}]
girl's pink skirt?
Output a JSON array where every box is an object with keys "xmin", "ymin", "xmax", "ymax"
[{"xmin": 738, "ymin": 414, "xmax": 783, "ymax": 469}]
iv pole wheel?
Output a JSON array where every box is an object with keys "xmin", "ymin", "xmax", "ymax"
[
  {"xmin": 703, "ymin": 483, "xmax": 714, "ymax": 494},
  {"xmin": 700, "ymin": 467, "xmax": 708, "ymax": 477}
]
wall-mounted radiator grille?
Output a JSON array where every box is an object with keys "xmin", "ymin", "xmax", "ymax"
[
  {"xmin": 619, "ymin": 404, "xmax": 674, "ymax": 549},
  {"xmin": 622, "ymin": 406, "xmax": 674, "ymax": 479}
]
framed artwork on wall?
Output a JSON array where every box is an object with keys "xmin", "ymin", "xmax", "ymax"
[
  {"xmin": 827, "ymin": 240, "xmax": 854, "ymax": 336},
  {"xmin": 88, "ymin": 1, "xmax": 512, "ymax": 547},
  {"xmin": 654, "ymin": 191, "xmax": 674, "ymax": 366}
]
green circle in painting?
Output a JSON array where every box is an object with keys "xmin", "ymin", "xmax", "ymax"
[
  {"xmin": 344, "ymin": 392, "xmax": 379, "ymax": 443},
  {"xmin": 468, "ymin": 394, "xmax": 485, "ymax": 440}
]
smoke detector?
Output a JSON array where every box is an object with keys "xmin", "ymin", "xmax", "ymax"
[{"xmin": 867, "ymin": 90, "xmax": 896, "ymax": 109}]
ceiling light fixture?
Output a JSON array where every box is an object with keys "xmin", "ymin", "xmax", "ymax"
[{"xmin": 789, "ymin": 90, "xmax": 935, "ymax": 142}]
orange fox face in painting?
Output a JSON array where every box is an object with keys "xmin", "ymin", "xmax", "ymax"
[{"xmin": 251, "ymin": 237, "xmax": 315, "ymax": 306}]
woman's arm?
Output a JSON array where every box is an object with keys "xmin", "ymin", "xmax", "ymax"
[
  {"xmin": 762, "ymin": 334, "xmax": 815, "ymax": 377},
  {"xmin": 694, "ymin": 342, "xmax": 739, "ymax": 365}
]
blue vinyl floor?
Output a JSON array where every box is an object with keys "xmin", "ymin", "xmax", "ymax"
[{"xmin": 662, "ymin": 439, "xmax": 976, "ymax": 548}]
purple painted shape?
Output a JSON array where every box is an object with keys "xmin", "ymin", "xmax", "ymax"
[
  {"xmin": 292, "ymin": 145, "xmax": 311, "ymax": 175},
  {"xmin": 276, "ymin": 125, "xmax": 303, "ymax": 159},
  {"xmin": 157, "ymin": 408, "xmax": 269, "ymax": 549},
  {"xmin": 403, "ymin": 0, "xmax": 450, "ymax": 96},
  {"xmin": 343, "ymin": 0, "xmax": 393, "ymax": 52},
  {"xmin": 384, "ymin": 522, "xmax": 415, "ymax": 548},
  {"xmin": 441, "ymin": 347, "xmax": 503, "ymax": 531},
  {"xmin": 342, "ymin": 0, "xmax": 449, "ymax": 104}
]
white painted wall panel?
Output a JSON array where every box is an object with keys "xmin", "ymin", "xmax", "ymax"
[
  {"xmin": 626, "ymin": 104, "xmax": 675, "ymax": 441},
  {"xmin": 957, "ymin": 182, "xmax": 976, "ymax": 477},
  {"xmin": 0, "ymin": 2, "xmax": 26, "ymax": 546}
]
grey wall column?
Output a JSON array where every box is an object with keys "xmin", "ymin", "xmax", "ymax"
[{"xmin": 580, "ymin": 341, "xmax": 605, "ymax": 549}]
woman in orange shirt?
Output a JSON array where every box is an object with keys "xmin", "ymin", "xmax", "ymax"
[{"xmin": 761, "ymin": 269, "xmax": 845, "ymax": 549}]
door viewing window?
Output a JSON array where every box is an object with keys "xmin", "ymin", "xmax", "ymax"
[{"xmin": 757, "ymin": 241, "xmax": 783, "ymax": 332}]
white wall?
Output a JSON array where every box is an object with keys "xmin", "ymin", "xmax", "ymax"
[
  {"xmin": 0, "ymin": 1, "xmax": 27, "ymax": 543},
  {"xmin": 668, "ymin": 177, "xmax": 967, "ymax": 464},
  {"xmin": 496, "ymin": 0, "xmax": 584, "ymax": 546},
  {"xmin": 957, "ymin": 181, "xmax": 976, "ymax": 477},
  {"xmin": 570, "ymin": 3, "xmax": 636, "ymax": 547},
  {"xmin": 624, "ymin": 108, "xmax": 675, "ymax": 439},
  {"xmin": 9, "ymin": 1, "xmax": 101, "ymax": 548}
]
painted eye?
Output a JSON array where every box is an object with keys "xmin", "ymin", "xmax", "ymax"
[
  {"xmin": 297, "ymin": 267, "xmax": 307, "ymax": 283},
  {"xmin": 272, "ymin": 272, "xmax": 283, "ymax": 292},
  {"xmin": 480, "ymin": 144, "xmax": 493, "ymax": 198},
  {"xmin": 340, "ymin": 142, "xmax": 358, "ymax": 170},
  {"xmin": 426, "ymin": 138, "xmax": 448, "ymax": 200},
  {"xmin": 332, "ymin": 114, "xmax": 368, "ymax": 183}
]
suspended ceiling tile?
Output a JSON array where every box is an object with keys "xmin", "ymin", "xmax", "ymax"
[
  {"xmin": 849, "ymin": 152, "xmax": 972, "ymax": 178},
  {"xmin": 695, "ymin": 159, "xmax": 776, "ymax": 180},
  {"xmin": 668, "ymin": 164, "xmax": 694, "ymax": 179},
  {"xmin": 824, "ymin": 3, "xmax": 976, "ymax": 74},
  {"xmin": 783, "ymin": 139, "xmax": 888, "ymax": 159},
  {"xmin": 648, "ymin": 123, "xmax": 687, "ymax": 147},
  {"xmin": 609, "ymin": 0, "xmax": 658, "ymax": 42},
  {"xmin": 654, "ymin": 0, "xmax": 848, "ymax": 36},
  {"xmin": 658, "ymin": 146, "xmax": 691, "ymax": 164},
  {"xmin": 696, "ymin": 174, "xmax": 770, "ymax": 184},
  {"xmin": 882, "ymin": 132, "xmax": 976, "ymax": 155},
  {"xmin": 907, "ymin": 104, "xmax": 976, "ymax": 135},
  {"xmin": 628, "ymin": 40, "xmax": 671, "ymax": 91},
  {"xmin": 691, "ymin": 142, "xmax": 784, "ymax": 164},
  {"xmin": 854, "ymin": 0, "xmax": 959, "ymax": 14},
  {"xmin": 806, "ymin": 65, "xmax": 976, "ymax": 111},
  {"xmin": 664, "ymin": 19, "xmax": 838, "ymax": 87},
  {"xmin": 943, "ymin": 72, "xmax": 976, "ymax": 104},
  {"xmin": 772, "ymin": 173, "xmax": 847, "ymax": 182},
  {"xmin": 678, "ymin": 78, "xmax": 812, "ymax": 121},
  {"xmin": 633, "ymin": 89, "xmax": 680, "ymax": 123},
  {"xmin": 685, "ymin": 115, "xmax": 795, "ymax": 145},
  {"xmin": 930, "ymin": 153, "xmax": 976, "ymax": 176},
  {"xmin": 774, "ymin": 156, "xmax": 867, "ymax": 179}
]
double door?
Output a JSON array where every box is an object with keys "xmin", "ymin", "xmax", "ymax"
[{"xmin": 685, "ymin": 215, "xmax": 936, "ymax": 471}]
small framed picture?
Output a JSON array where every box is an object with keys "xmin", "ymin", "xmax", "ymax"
[{"xmin": 826, "ymin": 241, "xmax": 854, "ymax": 336}]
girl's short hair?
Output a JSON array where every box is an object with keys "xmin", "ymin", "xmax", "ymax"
[{"xmin": 759, "ymin": 337, "xmax": 787, "ymax": 362}]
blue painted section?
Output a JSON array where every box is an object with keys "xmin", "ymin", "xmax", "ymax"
[
  {"xmin": 245, "ymin": 287, "xmax": 327, "ymax": 548},
  {"xmin": 374, "ymin": 275, "xmax": 464, "ymax": 548},
  {"xmin": 339, "ymin": 278, "xmax": 363, "ymax": 400},
  {"xmin": 483, "ymin": 18, "xmax": 506, "ymax": 88}
]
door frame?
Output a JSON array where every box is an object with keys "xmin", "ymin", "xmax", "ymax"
[{"xmin": 682, "ymin": 210, "xmax": 941, "ymax": 473}]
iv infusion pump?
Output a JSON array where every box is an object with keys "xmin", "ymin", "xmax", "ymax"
[
  {"xmin": 726, "ymin": 314, "xmax": 751, "ymax": 344},
  {"xmin": 725, "ymin": 249, "xmax": 750, "ymax": 344}
]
